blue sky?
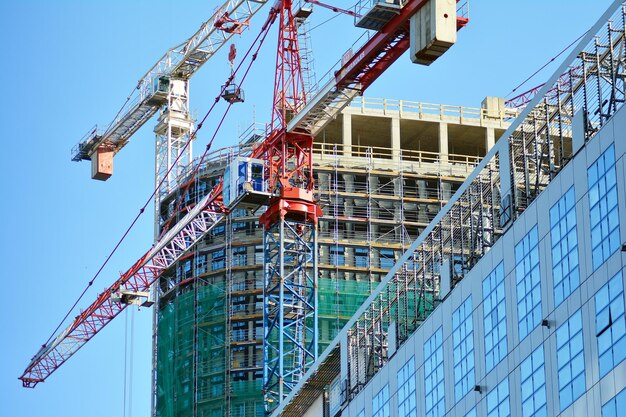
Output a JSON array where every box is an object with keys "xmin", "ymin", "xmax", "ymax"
[{"xmin": 0, "ymin": 1, "xmax": 612, "ymax": 416}]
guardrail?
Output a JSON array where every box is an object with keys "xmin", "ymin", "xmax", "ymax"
[{"xmin": 349, "ymin": 96, "xmax": 520, "ymax": 122}]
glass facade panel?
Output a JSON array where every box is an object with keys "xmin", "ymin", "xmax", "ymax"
[
  {"xmin": 464, "ymin": 408, "xmax": 477, "ymax": 417},
  {"xmin": 424, "ymin": 327, "xmax": 445, "ymax": 417},
  {"xmin": 595, "ymin": 272, "xmax": 626, "ymax": 377},
  {"xmin": 330, "ymin": 245, "xmax": 345, "ymax": 265},
  {"xmin": 550, "ymin": 186, "xmax": 580, "ymax": 306},
  {"xmin": 483, "ymin": 262, "xmax": 507, "ymax": 372},
  {"xmin": 556, "ymin": 309, "xmax": 585, "ymax": 411},
  {"xmin": 380, "ymin": 248, "xmax": 395, "ymax": 269},
  {"xmin": 355, "ymin": 247, "xmax": 369, "ymax": 268},
  {"xmin": 602, "ymin": 387, "xmax": 626, "ymax": 417},
  {"xmin": 453, "ymin": 296, "xmax": 475, "ymax": 401},
  {"xmin": 588, "ymin": 144, "xmax": 620, "ymax": 270},
  {"xmin": 372, "ymin": 384, "xmax": 389, "ymax": 417},
  {"xmin": 397, "ymin": 357, "xmax": 417, "ymax": 417},
  {"xmin": 520, "ymin": 345, "xmax": 547, "ymax": 417},
  {"xmin": 211, "ymin": 249, "xmax": 225, "ymax": 270},
  {"xmin": 487, "ymin": 378, "xmax": 510, "ymax": 417},
  {"xmin": 515, "ymin": 226, "xmax": 541, "ymax": 341}
]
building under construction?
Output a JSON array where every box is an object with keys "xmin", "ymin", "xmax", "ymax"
[{"xmin": 154, "ymin": 96, "xmax": 516, "ymax": 417}]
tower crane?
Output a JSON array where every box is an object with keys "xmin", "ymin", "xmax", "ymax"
[
  {"xmin": 20, "ymin": 0, "xmax": 468, "ymax": 413},
  {"xmin": 71, "ymin": 0, "xmax": 269, "ymax": 232}
]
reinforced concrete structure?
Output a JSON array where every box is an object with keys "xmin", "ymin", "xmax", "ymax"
[
  {"xmin": 153, "ymin": 96, "xmax": 516, "ymax": 417},
  {"xmin": 270, "ymin": 3, "xmax": 626, "ymax": 417}
]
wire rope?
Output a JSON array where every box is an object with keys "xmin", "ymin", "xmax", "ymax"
[
  {"xmin": 40, "ymin": 9, "xmax": 278, "ymax": 349},
  {"xmin": 506, "ymin": 31, "xmax": 588, "ymax": 98}
]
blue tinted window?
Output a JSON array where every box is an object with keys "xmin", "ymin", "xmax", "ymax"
[
  {"xmin": 550, "ymin": 186, "xmax": 580, "ymax": 305},
  {"xmin": 595, "ymin": 272, "xmax": 626, "ymax": 377},
  {"xmin": 355, "ymin": 247, "xmax": 369, "ymax": 268},
  {"xmin": 588, "ymin": 144, "xmax": 620, "ymax": 270},
  {"xmin": 602, "ymin": 386, "xmax": 626, "ymax": 417},
  {"xmin": 556, "ymin": 310, "xmax": 585, "ymax": 410},
  {"xmin": 380, "ymin": 249, "xmax": 395, "ymax": 269},
  {"xmin": 487, "ymin": 378, "xmax": 510, "ymax": 417},
  {"xmin": 515, "ymin": 226, "xmax": 541, "ymax": 341},
  {"xmin": 397, "ymin": 357, "xmax": 417, "ymax": 417},
  {"xmin": 520, "ymin": 345, "xmax": 546, "ymax": 417},
  {"xmin": 330, "ymin": 245, "xmax": 345, "ymax": 265},
  {"xmin": 464, "ymin": 408, "xmax": 476, "ymax": 417},
  {"xmin": 372, "ymin": 384, "xmax": 389, "ymax": 417},
  {"xmin": 483, "ymin": 262, "xmax": 507, "ymax": 372},
  {"xmin": 453, "ymin": 296, "xmax": 475, "ymax": 401},
  {"xmin": 211, "ymin": 249, "xmax": 225, "ymax": 270},
  {"xmin": 233, "ymin": 246, "xmax": 247, "ymax": 266},
  {"xmin": 424, "ymin": 327, "xmax": 445, "ymax": 417}
]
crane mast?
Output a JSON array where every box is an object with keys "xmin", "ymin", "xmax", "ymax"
[
  {"xmin": 21, "ymin": 3, "xmax": 468, "ymax": 416},
  {"xmin": 261, "ymin": 0, "xmax": 321, "ymax": 408}
]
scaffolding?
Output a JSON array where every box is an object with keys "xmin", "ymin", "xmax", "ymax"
[{"xmin": 153, "ymin": 94, "xmax": 513, "ymax": 416}]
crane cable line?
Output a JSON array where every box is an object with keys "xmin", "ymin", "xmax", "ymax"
[
  {"xmin": 308, "ymin": 1, "xmax": 360, "ymax": 32},
  {"xmin": 159, "ymin": 11, "xmax": 277, "ymax": 237},
  {"xmin": 506, "ymin": 30, "xmax": 588, "ymax": 98},
  {"xmin": 122, "ymin": 308, "xmax": 135, "ymax": 417},
  {"xmin": 39, "ymin": 10, "xmax": 278, "ymax": 350}
]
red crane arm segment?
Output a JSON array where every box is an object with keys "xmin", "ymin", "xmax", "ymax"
[
  {"xmin": 19, "ymin": 185, "xmax": 225, "ymax": 388},
  {"xmin": 335, "ymin": 0, "xmax": 430, "ymax": 91}
]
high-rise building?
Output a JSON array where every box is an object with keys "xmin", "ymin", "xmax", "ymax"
[
  {"xmin": 154, "ymin": 96, "xmax": 516, "ymax": 417},
  {"xmin": 271, "ymin": 3, "xmax": 626, "ymax": 417}
]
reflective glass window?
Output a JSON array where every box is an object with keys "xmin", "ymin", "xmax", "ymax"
[
  {"xmin": 483, "ymin": 262, "xmax": 507, "ymax": 372},
  {"xmin": 372, "ymin": 384, "xmax": 389, "ymax": 417},
  {"xmin": 588, "ymin": 144, "xmax": 620, "ymax": 270},
  {"xmin": 550, "ymin": 186, "xmax": 579, "ymax": 305},
  {"xmin": 595, "ymin": 272, "xmax": 626, "ymax": 377},
  {"xmin": 424, "ymin": 327, "xmax": 445, "ymax": 417},
  {"xmin": 516, "ymin": 226, "xmax": 541, "ymax": 341},
  {"xmin": 520, "ymin": 345, "xmax": 546, "ymax": 417},
  {"xmin": 487, "ymin": 378, "xmax": 510, "ymax": 417},
  {"xmin": 397, "ymin": 357, "xmax": 417, "ymax": 417},
  {"xmin": 453, "ymin": 296, "xmax": 475, "ymax": 401},
  {"xmin": 556, "ymin": 309, "xmax": 585, "ymax": 410},
  {"xmin": 602, "ymin": 387, "xmax": 626, "ymax": 417}
]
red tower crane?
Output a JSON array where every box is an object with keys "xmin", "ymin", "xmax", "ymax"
[{"xmin": 20, "ymin": 1, "xmax": 468, "ymax": 413}]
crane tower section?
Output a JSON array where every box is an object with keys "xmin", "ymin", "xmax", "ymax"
[
  {"xmin": 261, "ymin": 0, "xmax": 321, "ymax": 409},
  {"xmin": 71, "ymin": 0, "xmax": 269, "ymax": 182}
]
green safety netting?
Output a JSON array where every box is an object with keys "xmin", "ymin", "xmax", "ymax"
[{"xmin": 157, "ymin": 276, "xmax": 431, "ymax": 416}]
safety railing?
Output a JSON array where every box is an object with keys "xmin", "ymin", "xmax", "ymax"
[
  {"xmin": 312, "ymin": 142, "xmax": 482, "ymax": 167},
  {"xmin": 349, "ymin": 96, "xmax": 520, "ymax": 122}
]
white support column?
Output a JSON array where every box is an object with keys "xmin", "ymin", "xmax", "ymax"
[
  {"xmin": 391, "ymin": 116, "xmax": 401, "ymax": 161},
  {"xmin": 485, "ymin": 127, "xmax": 496, "ymax": 151},
  {"xmin": 154, "ymin": 79, "xmax": 194, "ymax": 238},
  {"xmin": 342, "ymin": 113, "xmax": 352, "ymax": 157},
  {"xmin": 439, "ymin": 122, "xmax": 449, "ymax": 164}
]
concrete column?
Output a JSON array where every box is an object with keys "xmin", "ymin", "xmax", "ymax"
[
  {"xmin": 340, "ymin": 331, "xmax": 349, "ymax": 383},
  {"xmin": 499, "ymin": 145, "xmax": 512, "ymax": 228},
  {"xmin": 485, "ymin": 127, "xmax": 496, "ymax": 151},
  {"xmin": 342, "ymin": 113, "xmax": 352, "ymax": 157},
  {"xmin": 391, "ymin": 116, "xmax": 401, "ymax": 161},
  {"xmin": 439, "ymin": 122, "xmax": 449, "ymax": 164}
]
